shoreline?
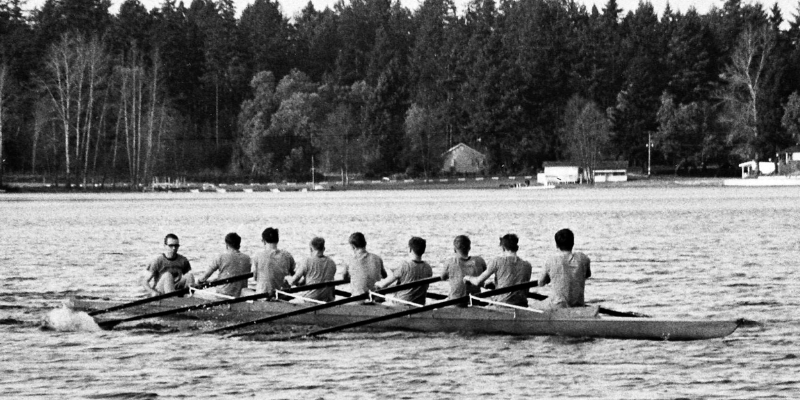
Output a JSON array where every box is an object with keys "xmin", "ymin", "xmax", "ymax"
[{"xmin": 0, "ymin": 175, "xmax": 741, "ymax": 193}]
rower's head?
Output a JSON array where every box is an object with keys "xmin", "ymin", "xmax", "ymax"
[
  {"xmin": 225, "ymin": 232, "xmax": 242, "ymax": 250},
  {"xmin": 262, "ymin": 227, "xmax": 279, "ymax": 245},
  {"xmin": 408, "ymin": 236, "xmax": 426, "ymax": 257},
  {"xmin": 163, "ymin": 233, "xmax": 180, "ymax": 258},
  {"xmin": 310, "ymin": 237, "xmax": 325, "ymax": 254},
  {"xmin": 349, "ymin": 232, "xmax": 367, "ymax": 250},
  {"xmin": 554, "ymin": 229, "xmax": 574, "ymax": 251},
  {"xmin": 453, "ymin": 235, "xmax": 471, "ymax": 256},
  {"xmin": 499, "ymin": 234, "xmax": 519, "ymax": 252}
]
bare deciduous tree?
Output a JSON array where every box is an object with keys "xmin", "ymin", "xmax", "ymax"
[
  {"xmin": 718, "ymin": 25, "xmax": 774, "ymax": 168},
  {"xmin": 42, "ymin": 33, "xmax": 108, "ymax": 187},
  {"xmin": 0, "ymin": 63, "xmax": 7, "ymax": 187},
  {"xmin": 563, "ymin": 95, "xmax": 612, "ymax": 183}
]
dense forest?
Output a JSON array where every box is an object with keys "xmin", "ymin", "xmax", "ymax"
[{"xmin": 1, "ymin": 0, "xmax": 800, "ymax": 187}]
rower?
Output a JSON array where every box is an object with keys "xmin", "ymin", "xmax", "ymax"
[
  {"xmin": 440, "ymin": 235, "xmax": 487, "ymax": 306},
  {"xmin": 464, "ymin": 234, "xmax": 532, "ymax": 307},
  {"xmin": 141, "ymin": 233, "xmax": 195, "ymax": 296},
  {"xmin": 197, "ymin": 233, "xmax": 252, "ymax": 298},
  {"xmin": 252, "ymin": 227, "xmax": 296, "ymax": 299},
  {"xmin": 537, "ymin": 228, "xmax": 591, "ymax": 308},
  {"xmin": 341, "ymin": 232, "xmax": 387, "ymax": 299},
  {"xmin": 286, "ymin": 237, "xmax": 337, "ymax": 302},
  {"xmin": 375, "ymin": 236, "xmax": 433, "ymax": 305}
]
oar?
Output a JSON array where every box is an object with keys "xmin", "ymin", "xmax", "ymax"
[
  {"xmin": 207, "ymin": 276, "xmax": 443, "ymax": 334},
  {"xmin": 430, "ymin": 287, "xmax": 645, "ymax": 317},
  {"xmin": 87, "ymin": 272, "xmax": 253, "ymax": 316},
  {"xmin": 298, "ymin": 279, "xmax": 540, "ymax": 338},
  {"xmin": 97, "ymin": 279, "xmax": 347, "ymax": 329}
]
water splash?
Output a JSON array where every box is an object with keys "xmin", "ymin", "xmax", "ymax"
[{"xmin": 44, "ymin": 306, "xmax": 102, "ymax": 332}]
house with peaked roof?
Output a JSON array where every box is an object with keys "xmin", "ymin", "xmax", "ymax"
[{"xmin": 442, "ymin": 143, "xmax": 486, "ymax": 174}]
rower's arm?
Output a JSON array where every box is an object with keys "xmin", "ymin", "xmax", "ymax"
[
  {"xmin": 141, "ymin": 269, "xmax": 158, "ymax": 296},
  {"xmin": 198, "ymin": 260, "xmax": 219, "ymax": 283},
  {"xmin": 465, "ymin": 267, "xmax": 492, "ymax": 287},
  {"xmin": 374, "ymin": 269, "xmax": 397, "ymax": 289}
]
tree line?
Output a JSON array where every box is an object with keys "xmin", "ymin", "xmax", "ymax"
[{"xmin": 2, "ymin": 0, "xmax": 800, "ymax": 187}]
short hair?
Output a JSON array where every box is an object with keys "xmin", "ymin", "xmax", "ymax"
[
  {"xmin": 349, "ymin": 232, "xmax": 367, "ymax": 248},
  {"xmin": 453, "ymin": 235, "xmax": 471, "ymax": 253},
  {"xmin": 262, "ymin": 227, "xmax": 279, "ymax": 244},
  {"xmin": 408, "ymin": 236, "xmax": 426, "ymax": 256},
  {"xmin": 554, "ymin": 229, "xmax": 574, "ymax": 251},
  {"xmin": 310, "ymin": 237, "xmax": 325, "ymax": 251},
  {"xmin": 499, "ymin": 234, "xmax": 519, "ymax": 252},
  {"xmin": 164, "ymin": 233, "xmax": 179, "ymax": 245},
  {"xmin": 225, "ymin": 232, "xmax": 242, "ymax": 250}
]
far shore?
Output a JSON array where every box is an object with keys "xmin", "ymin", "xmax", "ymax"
[{"xmin": 0, "ymin": 174, "xmax": 737, "ymax": 193}]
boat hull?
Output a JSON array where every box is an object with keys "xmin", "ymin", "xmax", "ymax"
[{"xmin": 69, "ymin": 297, "xmax": 739, "ymax": 341}]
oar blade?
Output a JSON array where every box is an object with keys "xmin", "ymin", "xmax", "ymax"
[
  {"xmin": 87, "ymin": 272, "xmax": 253, "ymax": 316},
  {"xmin": 97, "ymin": 278, "xmax": 347, "ymax": 330}
]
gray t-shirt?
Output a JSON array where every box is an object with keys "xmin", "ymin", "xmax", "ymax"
[
  {"xmin": 293, "ymin": 255, "xmax": 337, "ymax": 301},
  {"xmin": 343, "ymin": 251, "xmax": 386, "ymax": 296},
  {"xmin": 441, "ymin": 255, "xmax": 487, "ymax": 300},
  {"xmin": 209, "ymin": 251, "xmax": 251, "ymax": 297},
  {"xmin": 539, "ymin": 251, "xmax": 591, "ymax": 308},
  {"xmin": 391, "ymin": 259, "xmax": 433, "ymax": 305},
  {"xmin": 485, "ymin": 255, "xmax": 532, "ymax": 307},
  {"xmin": 253, "ymin": 249, "xmax": 296, "ymax": 296}
]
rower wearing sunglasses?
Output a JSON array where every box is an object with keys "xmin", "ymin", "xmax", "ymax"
[{"xmin": 141, "ymin": 233, "xmax": 196, "ymax": 296}]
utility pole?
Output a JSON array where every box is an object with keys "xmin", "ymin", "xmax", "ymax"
[{"xmin": 647, "ymin": 132, "xmax": 652, "ymax": 177}]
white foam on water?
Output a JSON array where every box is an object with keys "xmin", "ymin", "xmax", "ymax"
[{"xmin": 45, "ymin": 306, "xmax": 102, "ymax": 332}]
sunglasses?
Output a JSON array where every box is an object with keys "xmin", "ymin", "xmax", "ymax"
[{"xmin": 167, "ymin": 244, "xmax": 180, "ymax": 248}]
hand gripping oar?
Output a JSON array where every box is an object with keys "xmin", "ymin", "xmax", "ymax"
[
  {"xmin": 88, "ymin": 272, "xmax": 253, "ymax": 316},
  {"xmin": 97, "ymin": 279, "xmax": 347, "ymax": 329},
  {"xmin": 207, "ymin": 276, "xmax": 443, "ymax": 334},
  {"xmin": 297, "ymin": 279, "xmax": 541, "ymax": 338}
]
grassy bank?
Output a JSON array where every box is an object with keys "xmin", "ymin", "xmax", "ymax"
[{"xmin": 0, "ymin": 172, "xmax": 730, "ymax": 193}]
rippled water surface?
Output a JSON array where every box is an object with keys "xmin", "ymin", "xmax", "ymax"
[{"xmin": 1, "ymin": 187, "xmax": 799, "ymax": 399}]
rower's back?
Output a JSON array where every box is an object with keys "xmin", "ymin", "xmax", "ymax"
[{"xmin": 538, "ymin": 228, "xmax": 591, "ymax": 308}]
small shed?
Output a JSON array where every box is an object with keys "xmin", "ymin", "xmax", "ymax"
[
  {"xmin": 593, "ymin": 161, "xmax": 629, "ymax": 183},
  {"xmin": 542, "ymin": 161, "xmax": 580, "ymax": 184},
  {"xmin": 738, "ymin": 160, "xmax": 776, "ymax": 177},
  {"xmin": 442, "ymin": 143, "xmax": 486, "ymax": 174}
]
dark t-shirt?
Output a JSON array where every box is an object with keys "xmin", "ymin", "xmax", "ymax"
[{"xmin": 148, "ymin": 253, "xmax": 191, "ymax": 284}]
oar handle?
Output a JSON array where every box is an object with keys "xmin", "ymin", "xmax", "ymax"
[{"xmin": 88, "ymin": 272, "xmax": 253, "ymax": 316}]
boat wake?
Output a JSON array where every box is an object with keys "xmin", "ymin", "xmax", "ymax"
[{"xmin": 43, "ymin": 306, "xmax": 101, "ymax": 332}]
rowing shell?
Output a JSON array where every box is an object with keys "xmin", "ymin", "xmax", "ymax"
[{"xmin": 68, "ymin": 297, "xmax": 740, "ymax": 341}]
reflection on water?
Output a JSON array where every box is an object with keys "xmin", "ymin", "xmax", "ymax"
[{"xmin": 1, "ymin": 187, "xmax": 799, "ymax": 398}]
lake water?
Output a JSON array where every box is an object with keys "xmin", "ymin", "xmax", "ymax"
[{"xmin": 1, "ymin": 187, "xmax": 798, "ymax": 399}]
